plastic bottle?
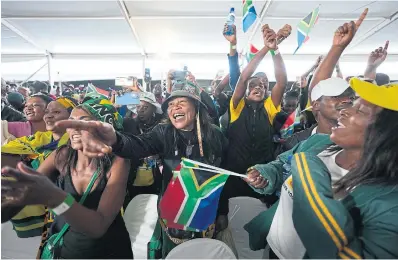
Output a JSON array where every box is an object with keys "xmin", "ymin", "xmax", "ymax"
[{"xmin": 224, "ymin": 7, "xmax": 235, "ymax": 36}]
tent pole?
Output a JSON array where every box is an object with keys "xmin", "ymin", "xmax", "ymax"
[
  {"xmin": 46, "ymin": 52, "xmax": 54, "ymax": 88},
  {"xmin": 20, "ymin": 62, "xmax": 48, "ymax": 85},
  {"xmin": 142, "ymin": 56, "xmax": 147, "ymax": 91}
]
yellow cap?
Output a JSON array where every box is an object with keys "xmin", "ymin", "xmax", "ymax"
[{"xmin": 349, "ymin": 78, "xmax": 398, "ymax": 111}]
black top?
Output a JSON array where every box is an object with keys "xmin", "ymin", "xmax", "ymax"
[
  {"xmin": 112, "ymin": 123, "xmax": 228, "ymax": 195},
  {"xmin": 1, "ymin": 101, "xmax": 26, "ymax": 122},
  {"xmin": 50, "ymin": 172, "xmax": 133, "ymax": 259},
  {"xmin": 274, "ymin": 124, "xmax": 318, "ymax": 157},
  {"xmin": 222, "ymin": 98, "xmax": 277, "ymax": 174}
]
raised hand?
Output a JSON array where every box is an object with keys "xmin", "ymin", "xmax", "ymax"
[
  {"xmin": 262, "ymin": 24, "xmax": 277, "ymax": 50},
  {"xmin": 223, "ymin": 23, "xmax": 237, "ymax": 45},
  {"xmin": 2, "ymin": 163, "xmax": 64, "ymax": 208},
  {"xmin": 277, "ymin": 24, "xmax": 292, "ymax": 44},
  {"xmin": 54, "ymin": 120, "xmax": 117, "ymax": 158},
  {"xmin": 333, "ymin": 8, "xmax": 368, "ymax": 48},
  {"xmin": 367, "ymin": 41, "xmax": 389, "ymax": 68}
]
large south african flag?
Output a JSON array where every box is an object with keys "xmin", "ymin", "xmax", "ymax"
[{"xmin": 159, "ymin": 159, "xmax": 230, "ymax": 231}]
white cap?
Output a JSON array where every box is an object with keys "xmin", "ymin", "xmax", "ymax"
[
  {"xmin": 140, "ymin": 92, "xmax": 163, "ymax": 114},
  {"xmin": 311, "ymin": 77, "xmax": 351, "ymax": 101}
]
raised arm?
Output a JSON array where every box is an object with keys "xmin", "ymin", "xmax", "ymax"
[
  {"xmin": 223, "ymin": 24, "xmax": 240, "ymax": 91},
  {"xmin": 335, "ymin": 61, "xmax": 344, "ymax": 79},
  {"xmin": 269, "ymin": 24, "xmax": 291, "ymax": 107},
  {"xmin": 270, "ymin": 42, "xmax": 288, "ymax": 108},
  {"xmin": 231, "ymin": 26, "xmax": 273, "ymax": 108},
  {"xmin": 214, "ymin": 74, "xmax": 230, "ymax": 98},
  {"xmin": 364, "ymin": 41, "xmax": 389, "ymax": 80},
  {"xmin": 309, "ymin": 8, "xmax": 368, "ymax": 91},
  {"xmin": 303, "ymin": 55, "xmax": 323, "ymax": 80}
]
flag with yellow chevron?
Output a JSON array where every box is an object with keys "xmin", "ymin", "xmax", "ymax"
[
  {"xmin": 294, "ymin": 5, "xmax": 320, "ymax": 54},
  {"xmin": 159, "ymin": 159, "xmax": 230, "ymax": 231}
]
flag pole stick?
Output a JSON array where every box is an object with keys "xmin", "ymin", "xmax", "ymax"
[
  {"xmin": 182, "ymin": 159, "xmax": 249, "ymax": 178},
  {"xmin": 183, "ymin": 166, "xmax": 249, "ymax": 179},
  {"xmin": 183, "ymin": 158, "xmax": 233, "ymax": 173}
]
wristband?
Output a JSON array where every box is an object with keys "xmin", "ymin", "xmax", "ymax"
[
  {"xmin": 50, "ymin": 193, "xmax": 75, "ymax": 216},
  {"xmin": 231, "ymin": 45, "xmax": 237, "ymax": 50},
  {"xmin": 270, "ymin": 49, "xmax": 280, "ymax": 56}
]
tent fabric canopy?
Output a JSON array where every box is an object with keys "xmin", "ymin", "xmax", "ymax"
[{"xmin": 1, "ymin": 1, "xmax": 397, "ymax": 81}]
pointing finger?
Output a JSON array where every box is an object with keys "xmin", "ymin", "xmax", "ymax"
[
  {"xmin": 54, "ymin": 120, "xmax": 103, "ymax": 132},
  {"xmin": 384, "ymin": 40, "xmax": 389, "ymax": 52},
  {"xmin": 355, "ymin": 8, "xmax": 368, "ymax": 29}
]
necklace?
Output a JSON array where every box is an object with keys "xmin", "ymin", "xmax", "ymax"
[
  {"xmin": 178, "ymin": 132, "xmax": 195, "ymax": 157},
  {"xmin": 186, "ymin": 140, "xmax": 194, "ymax": 157}
]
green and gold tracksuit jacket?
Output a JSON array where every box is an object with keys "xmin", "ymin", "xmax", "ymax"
[{"xmin": 244, "ymin": 134, "xmax": 398, "ymax": 258}]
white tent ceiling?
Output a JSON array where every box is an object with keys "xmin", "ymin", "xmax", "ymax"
[{"xmin": 1, "ymin": 0, "xmax": 398, "ymax": 81}]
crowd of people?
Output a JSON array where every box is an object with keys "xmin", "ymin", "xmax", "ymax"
[{"xmin": 1, "ymin": 8, "xmax": 398, "ymax": 259}]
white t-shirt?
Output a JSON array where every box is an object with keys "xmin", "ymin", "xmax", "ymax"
[{"xmin": 267, "ymin": 150, "xmax": 348, "ymax": 259}]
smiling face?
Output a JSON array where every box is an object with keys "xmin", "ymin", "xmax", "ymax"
[
  {"xmin": 247, "ymin": 78, "xmax": 268, "ymax": 102},
  {"xmin": 330, "ymin": 98, "xmax": 382, "ymax": 149},
  {"xmin": 283, "ymin": 97, "xmax": 299, "ymax": 114},
  {"xmin": 67, "ymin": 107, "xmax": 96, "ymax": 150},
  {"xmin": 43, "ymin": 101, "xmax": 71, "ymax": 131},
  {"xmin": 167, "ymin": 97, "xmax": 196, "ymax": 130},
  {"xmin": 313, "ymin": 89, "xmax": 355, "ymax": 126},
  {"xmin": 23, "ymin": 97, "xmax": 47, "ymax": 122}
]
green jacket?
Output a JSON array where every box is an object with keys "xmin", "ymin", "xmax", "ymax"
[
  {"xmin": 252, "ymin": 133, "xmax": 333, "ymax": 195},
  {"xmin": 292, "ymin": 152, "xmax": 398, "ymax": 258},
  {"xmin": 245, "ymin": 134, "xmax": 398, "ymax": 258},
  {"xmin": 244, "ymin": 134, "xmax": 333, "ymax": 250}
]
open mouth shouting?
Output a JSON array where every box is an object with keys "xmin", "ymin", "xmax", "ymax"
[
  {"xmin": 332, "ymin": 120, "xmax": 346, "ymax": 131},
  {"xmin": 173, "ymin": 113, "xmax": 186, "ymax": 122}
]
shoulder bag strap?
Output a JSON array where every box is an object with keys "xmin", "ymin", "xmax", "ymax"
[{"xmin": 51, "ymin": 168, "xmax": 100, "ymax": 245}]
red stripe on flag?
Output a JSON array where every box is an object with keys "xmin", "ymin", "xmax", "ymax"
[
  {"xmin": 314, "ymin": 15, "xmax": 319, "ymax": 25},
  {"xmin": 159, "ymin": 176, "xmax": 186, "ymax": 223},
  {"xmin": 249, "ymin": 44, "xmax": 259, "ymax": 54},
  {"xmin": 281, "ymin": 111, "xmax": 296, "ymax": 129}
]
